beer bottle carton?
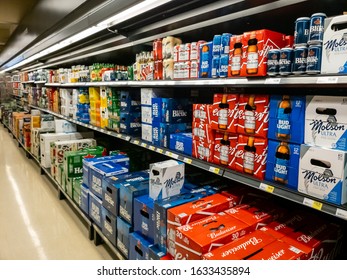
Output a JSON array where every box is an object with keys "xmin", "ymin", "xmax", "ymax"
[
  {"xmin": 237, "ymin": 94, "xmax": 269, "ymax": 138},
  {"xmin": 305, "ymin": 95, "xmax": 347, "ymax": 150},
  {"xmin": 192, "ymin": 104, "xmax": 212, "ymax": 124},
  {"xmin": 268, "ymin": 95, "xmax": 306, "ymax": 144},
  {"xmin": 152, "ymin": 122, "xmax": 191, "ymax": 148},
  {"xmin": 141, "ymin": 123, "xmax": 152, "ymax": 143},
  {"xmin": 129, "ymin": 232, "xmax": 152, "ymax": 260},
  {"xmin": 228, "ymin": 35, "xmax": 244, "ymax": 77},
  {"xmin": 210, "ymin": 93, "xmax": 239, "ymax": 133},
  {"xmin": 192, "ymin": 139, "xmax": 214, "ymax": 162},
  {"xmin": 212, "ymin": 131, "xmax": 238, "ymax": 169},
  {"xmin": 101, "ymin": 206, "xmax": 117, "ymax": 246},
  {"xmin": 149, "ymin": 244, "xmax": 172, "ymax": 260},
  {"xmin": 169, "ymin": 132, "xmax": 193, "ymax": 156},
  {"xmin": 89, "ymin": 191, "xmax": 103, "ymax": 229},
  {"xmin": 119, "ymin": 112, "xmax": 141, "ymax": 136},
  {"xmin": 234, "ymin": 135, "xmax": 268, "ymax": 180},
  {"xmin": 151, "ymin": 97, "xmax": 192, "ymax": 124},
  {"xmin": 298, "ymin": 144, "xmax": 347, "ymax": 205},
  {"xmin": 265, "ymin": 140, "xmax": 301, "ymax": 190},
  {"xmin": 116, "ymin": 216, "xmax": 133, "ymax": 259},
  {"xmin": 241, "ymin": 29, "xmax": 287, "ymax": 77},
  {"xmin": 192, "ymin": 122, "xmax": 215, "ymax": 144},
  {"xmin": 199, "ymin": 41, "xmax": 213, "ymax": 78},
  {"xmin": 133, "ymin": 195, "xmax": 155, "ymax": 243}
]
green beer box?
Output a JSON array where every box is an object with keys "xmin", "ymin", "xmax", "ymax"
[
  {"xmin": 64, "ymin": 146, "xmax": 106, "ymax": 178},
  {"xmin": 67, "ymin": 177, "xmax": 83, "ymax": 198}
]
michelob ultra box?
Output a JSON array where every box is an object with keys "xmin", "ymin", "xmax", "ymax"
[
  {"xmin": 152, "ymin": 98, "xmax": 192, "ymax": 123},
  {"xmin": 149, "ymin": 160, "xmax": 185, "ymax": 200},
  {"xmin": 212, "ymin": 131, "xmax": 238, "ymax": 170},
  {"xmin": 193, "ymin": 104, "xmax": 212, "ymax": 124},
  {"xmin": 169, "ymin": 132, "xmax": 193, "ymax": 156},
  {"xmin": 321, "ymin": 15, "xmax": 347, "ymax": 74},
  {"xmin": 210, "ymin": 93, "xmax": 239, "ymax": 133},
  {"xmin": 237, "ymin": 94, "xmax": 269, "ymax": 138},
  {"xmin": 265, "ymin": 140, "xmax": 300, "ymax": 190},
  {"xmin": 268, "ymin": 95, "xmax": 306, "ymax": 144},
  {"xmin": 298, "ymin": 144, "xmax": 347, "ymax": 205},
  {"xmin": 234, "ymin": 135, "xmax": 268, "ymax": 180},
  {"xmin": 305, "ymin": 96, "xmax": 347, "ymax": 150}
]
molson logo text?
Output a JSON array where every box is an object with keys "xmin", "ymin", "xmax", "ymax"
[
  {"xmin": 302, "ymin": 170, "xmax": 337, "ymax": 187},
  {"xmin": 323, "ymin": 37, "xmax": 347, "ymax": 52},
  {"xmin": 309, "ymin": 119, "xmax": 345, "ymax": 134}
]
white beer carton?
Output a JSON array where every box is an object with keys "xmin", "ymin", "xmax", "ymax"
[
  {"xmin": 305, "ymin": 96, "xmax": 347, "ymax": 150},
  {"xmin": 149, "ymin": 160, "xmax": 185, "ymax": 200},
  {"xmin": 141, "ymin": 123, "xmax": 152, "ymax": 142},
  {"xmin": 321, "ymin": 15, "xmax": 347, "ymax": 74},
  {"xmin": 298, "ymin": 144, "xmax": 347, "ymax": 205},
  {"xmin": 141, "ymin": 105, "xmax": 152, "ymax": 124}
]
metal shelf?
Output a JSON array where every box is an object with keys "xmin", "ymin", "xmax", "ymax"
[{"xmin": 21, "ymin": 80, "xmax": 35, "ymax": 84}]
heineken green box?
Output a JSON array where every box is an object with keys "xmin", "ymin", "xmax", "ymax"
[
  {"xmin": 67, "ymin": 177, "xmax": 83, "ymax": 198},
  {"xmin": 64, "ymin": 146, "xmax": 106, "ymax": 178}
]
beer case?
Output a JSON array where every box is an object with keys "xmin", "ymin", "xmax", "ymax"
[
  {"xmin": 210, "ymin": 93, "xmax": 239, "ymax": 133},
  {"xmin": 133, "ymin": 195, "xmax": 155, "ymax": 243},
  {"xmin": 212, "ymin": 131, "xmax": 238, "ymax": 169},
  {"xmin": 268, "ymin": 95, "xmax": 306, "ymax": 144},
  {"xmin": 241, "ymin": 29, "xmax": 286, "ymax": 77},
  {"xmin": 203, "ymin": 230, "xmax": 276, "ymax": 260},
  {"xmin": 265, "ymin": 140, "xmax": 301, "ymax": 190},
  {"xmin": 298, "ymin": 144, "xmax": 347, "ymax": 205},
  {"xmin": 192, "ymin": 104, "xmax": 212, "ymax": 124},
  {"xmin": 119, "ymin": 90, "xmax": 141, "ymax": 112},
  {"xmin": 228, "ymin": 35, "xmax": 244, "ymax": 77},
  {"xmin": 101, "ymin": 206, "xmax": 117, "ymax": 246},
  {"xmin": 192, "ymin": 140, "xmax": 214, "ymax": 162},
  {"xmin": 141, "ymin": 105, "xmax": 152, "ymax": 124},
  {"xmin": 234, "ymin": 135, "xmax": 268, "ymax": 180},
  {"xmin": 129, "ymin": 232, "xmax": 152, "ymax": 260},
  {"xmin": 119, "ymin": 112, "xmax": 141, "ymax": 136},
  {"xmin": 152, "ymin": 122, "xmax": 191, "ymax": 148},
  {"xmin": 141, "ymin": 123, "xmax": 152, "ymax": 143},
  {"xmin": 237, "ymin": 94, "xmax": 269, "ymax": 138},
  {"xmin": 116, "ymin": 216, "xmax": 133, "ymax": 259},
  {"xmin": 321, "ymin": 15, "xmax": 347, "ymax": 74},
  {"xmin": 199, "ymin": 41, "xmax": 213, "ymax": 78},
  {"xmin": 149, "ymin": 244, "xmax": 171, "ymax": 260},
  {"xmin": 73, "ymin": 183, "xmax": 89, "ymax": 215},
  {"xmin": 175, "ymin": 213, "xmax": 250, "ymax": 260},
  {"xmin": 169, "ymin": 132, "xmax": 193, "ymax": 156},
  {"xmin": 192, "ymin": 122, "xmax": 215, "ymax": 143},
  {"xmin": 305, "ymin": 95, "xmax": 347, "ymax": 150},
  {"xmin": 152, "ymin": 98, "xmax": 192, "ymax": 124},
  {"xmin": 89, "ymin": 191, "xmax": 103, "ymax": 228}
]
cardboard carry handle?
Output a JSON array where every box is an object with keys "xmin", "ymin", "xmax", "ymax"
[
  {"xmin": 310, "ymin": 158, "xmax": 331, "ymax": 168},
  {"xmin": 140, "ymin": 209, "xmax": 149, "ymax": 219},
  {"xmin": 135, "ymin": 245, "xmax": 143, "ymax": 257},
  {"xmin": 315, "ymin": 108, "xmax": 337, "ymax": 116}
]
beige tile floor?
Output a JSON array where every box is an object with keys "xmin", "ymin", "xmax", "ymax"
[{"xmin": 0, "ymin": 125, "xmax": 113, "ymax": 260}]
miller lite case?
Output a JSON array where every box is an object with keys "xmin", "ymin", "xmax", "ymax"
[
  {"xmin": 237, "ymin": 94, "xmax": 269, "ymax": 138},
  {"xmin": 210, "ymin": 93, "xmax": 239, "ymax": 133},
  {"xmin": 305, "ymin": 96, "xmax": 347, "ymax": 150},
  {"xmin": 234, "ymin": 135, "xmax": 268, "ymax": 180},
  {"xmin": 298, "ymin": 144, "xmax": 347, "ymax": 205},
  {"xmin": 321, "ymin": 15, "xmax": 347, "ymax": 74},
  {"xmin": 213, "ymin": 131, "xmax": 238, "ymax": 170},
  {"xmin": 268, "ymin": 95, "xmax": 305, "ymax": 144}
]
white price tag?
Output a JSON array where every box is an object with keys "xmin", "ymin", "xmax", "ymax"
[
  {"xmin": 335, "ymin": 208, "xmax": 347, "ymax": 220},
  {"xmin": 209, "ymin": 166, "xmax": 220, "ymax": 174},
  {"xmin": 149, "ymin": 146, "xmax": 155, "ymax": 151},
  {"xmin": 116, "ymin": 134, "xmax": 122, "ymax": 138},
  {"xmin": 303, "ymin": 198, "xmax": 323, "ymax": 210},
  {"xmin": 183, "ymin": 158, "xmax": 192, "ymax": 164},
  {"xmin": 259, "ymin": 183, "xmax": 275, "ymax": 193},
  {"xmin": 165, "ymin": 151, "xmax": 178, "ymax": 159},
  {"xmin": 125, "ymin": 136, "xmax": 131, "ymax": 141},
  {"xmin": 265, "ymin": 78, "xmax": 281, "ymax": 84},
  {"xmin": 133, "ymin": 140, "xmax": 140, "ymax": 145},
  {"xmin": 141, "ymin": 143, "xmax": 147, "ymax": 148},
  {"xmin": 317, "ymin": 77, "xmax": 338, "ymax": 84},
  {"xmin": 157, "ymin": 148, "xmax": 163, "ymax": 154},
  {"xmin": 107, "ymin": 131, "xmax": 112, "ymax": 135},
  {"xmin": 100, "ymin": 129, "xmax": 105, "ymax": 133}
]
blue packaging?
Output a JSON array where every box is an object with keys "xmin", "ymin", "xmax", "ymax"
[
  {"xmin": 149, "ymin": 244, "xmax": 167, "ymax": 260},
  {"xmin": 308, "ymin": 13, "xmax": 326, "ymax": 45},
  {"xmin": 80, "ymin": 183, "xmax": 89, "ymax": 214},
  {"xmin": 211, "ymin": 55, "xmax": 220, "ymax": 78},
  {"xmin": 119, "ymin": 178, "xmax": 149, "ymax": 225},
  {"xmin": 169, "ymin": 132, "xmax": 193, "ymax": 156},
  {"xmin": 120, "ymin": 90, "xmax": 141, "ymax": 112},
  {"xmin": 129, "ymin": 232, "xmax": 153, "ymax": 260},
  {"xmin": 151, "ymin": 98, "xmax": 192, "ymax": 124},
  {"xmin": 219, "ymin": 54, "xmax": 229, "ymax": 78},
  {"xmin": 120, "ymin": 112, "xmax": 141, "ymax": 135},
  {"xmin": 221, "ymin": 33, "xmax": 232, "ymax": 55},
  {"xmin": 154, "ymin": 191, "xmax": 207, "ymax": 254},
  {"xmin": 199, "ymin": 41, "xmax": 213, "ymax": 78},
  {"xmin": 268, "ymin": 95, "xmax": 305, "ymax": 144},
  {"xmin": 293, "ymin": 46, "xmax": 307, "ymax": 74},
  {"xmin": 116, "ymin": 217, "xmax": 133, "ymax": 259},
  {"xmin": 267, "ymin": 49, "xmax": 280, "ymax": 76},
  {"xmin": 279, "ymin": 48, "xmax": 294, "ymax": 75},
  {"xmin": 89, "ymin": 192, "xmax": 103, "ymax": 228},
  {"xmin": 212, "ymin": 34, "xmax": 222, "ymax": 56},
  {"xmin": 101, "ymin": 206, "xmax": 117, "ymax": 246},
  {"xmin": 306, "ymin": 44, "xmax": 322, "ymax": 74},
  {"xmin": 265, "ymin": 140, "xmax": 300, "ymax": 190},
  {"xmin": 102, "ymin": 171, "xmax": 149, "ymax": 216},
  {"xmin": 294, "ymin": 17, "xmax": 310, "ymax": 46},
  {"xmin": 152, "ymin": 122, "xmax": 191, "ymax": 148},
  {"xmin": 133, "ymin": 195, "xmax": 155, "ymax": 243},
  {"xmin": 89, "ymin": 162, "xmax": 128, "ymax": 198}
]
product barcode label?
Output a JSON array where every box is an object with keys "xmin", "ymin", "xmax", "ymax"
[
  {"xmin": 259, "ymin": 183, "xmax": 275, "ymax": 193},
  {"xmin": 149, "ymin": 146, "xmax": 155, "ymax": 151},
  {"xmin": 141, "ymin": 143, "xmax": 147, "ymax": 148},
  {"xmin": 183, "ymin": 158, "xmax": 192, "ymax": 164},
  {"xmin": 209, "ymin": 166, "xmax": 220, "ymax": 174},
  {"xmin": 157, "ymin": 148, "xmax": 163, "ymax": 154},
  {"xmin": 265, "ymin": 78, "xmax": 281, "ymax": 84},
  {"xmin": 133, "ymin": 140, "xmax": 140, "ymax": 145},
  {"xmin": 165, "ymin": 151, "xmax": 179, "ymax": 159},
  {"xmin": 303, "ymin": 198, "xmax": 323, "ymax": 210},
  {"xmin": 317, "ymin": 77, "xmax": 338, "ymax": 84},
  {"xmin": 335, "ymin": 208, "xmax": 347, "ymax": 220}
]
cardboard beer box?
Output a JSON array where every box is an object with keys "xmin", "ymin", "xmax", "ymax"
[
  {"xmin": 265, "ymin": 140, "xmax": 301, "ymax": 191},
  {"xmin": 133, "ymin": 195, "xmax": 155, "ymax": 243},
  {"xmin": 119, "ymin": 90, "xmax": 141, "ymax": 112},
  {"xmin": 73, "ymin": 183, "xmax": 89, "ymax": 215},
  {"xmin": 213, "ymin": 131, "xmax": 238, "ymax": 170},
  {"xmin": 89, "ymin": 191, "xmax": 103, "ymax": 228},
  {"xmin": 237, "ymin": 94, "xmax": 269, "ymax": 138},
  {"xmin": 175, "ymin": 213, "xmax": 250, "ymax": 260},
  {"xmin": 119, "ymin": 112, "xmax": 141, "ymax": 136},
  {"xmin": 101, "ymin": 207, "xmax": 117, "ymax": 246},
  {"xmin": 192, "ymin": 140, "xmax": 214, "ymax": 162},
  {"xmin": 141, "ymin": 123, "xmax": 152, "ymax": 143},
  {"xmin": 192, "ymin": 122, "xmax": 215, "ymax": 143},
  {"xmin": 298, "ymin": 144, "xmax": 347, "ymax": 205},
  {"xmin": 152, "ymin": 122, "xmax": 191, "ymax": 148},
  {"xmin": 66, "ymin": 176, "xmax": 82, "ymax": 198},
  {"xmin": 149, "ymin": 160, "xmax": 185, "ymax": 201},
  {"xmin": 268, "ymin": 95, "xmax": 306, "ymax": 144},
  {"xmin": 152, "ymin": 98, "xmax": 192, "ymax": 124},
  {"xmin": 240, "ymin": 29, "xmax": 286, "ymax": 77},
  {"xmin": 141, "ymin": 105, "xmax": 152, "ymax": 124},
  {"xmin": 203, "ymin": 230, "xmax": 276, "ymax": 260},
  {"xmin": 54, "ymin": 119, "xmax": 77, "ymax": 133},
  {"xmin": 129, "ymin": 232, "xmax": 152, "ymax": 260},
  {"xmin": 192, "ymin": 104, "xmax": 212, "ymax": 124},
  {"xmin": 169, "ymin": 132, "xmax": 193, "ymax": 156},
  {"xmin": 234, "ymin": 135, "xmax": 268, "ymax": 180},
  {"xmin": 149, "ymin": 244, "xmax": 172, "ymax": 260},
  {"xmin": 116, "ymin": 217, "xmax": 133, "ymax": 259},
  {"xmin": 210, "ymin": 93, "xmax": 239, "ymax": 133},
  {"xmin": 305, "ymin": 96, "xmax": 347, "ymax": 150},
  {"xmin": 140, "ymin": 88, "xmax": 172, "ymax": 106},
  {"xmin": 228, "ymin": 35, "xmax": 244, "ymax": 77},
  {"xmin": 321, "ymin": 14, "xmax": 347, "ymax": 74}
]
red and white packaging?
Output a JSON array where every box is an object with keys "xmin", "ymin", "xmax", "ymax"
[
  {"xmin": 228, "ymin": 35, "xmax": 244, "ymax": 77},
  {"xmin": 190, "ymin": 40, "xmax": 206, "ymax": 61},
  {"xmin": 192, "ymin": 122, "xmax": 215, "ymax": 143},
  {"xmin": 210, "ymin": 93, "xmax": 239, "ymax": 133},
  {"xmin": 212, "ymin": 131, "xmax": 238, "ymax": 169},
  {"xmin": 175, "ymin": 213, "xmax": 250, "ymax": 260},
  {"xmin": 241, "ymin": 29, "xmax": 286, "ymax": 77},
  {"xmin": 237, "ymin": 94, "xmax": 269, "ymax": 138},
  {"xmin": 167, "ymin": 194, "xmax": 236, "ymax": 258},
  {"xmin": 190, "ymin": 60, "xmax": 199, "ymax": 79},
  {"xmin": 193, "ymin": 104, "xmax": 212, "ymax": 124},
  {"xmin": 192, "ymin": 140, "xmax": 214, "ymax": 162},
  {"xmin": 174, "ymin": 45, "xmax": 180, "ymax": 62},
  {"xmin": 234, "ymin": 135, "xmax": 268, "ymax": 180},
  {"xmin": 248, "ymin": 239, "xmax": 305, "ymax": 260},
  {"xmin": 153, "ymin": 39, "xmax": 163, "ymax": 61},
  {"xmin": 203, "ymin": 230, "xmax": 276, "ymax": 260}
]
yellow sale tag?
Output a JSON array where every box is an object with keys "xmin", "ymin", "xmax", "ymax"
[
  {"xmin": 157, "ymin": 148, "xmax": 163, "ymax": 154},
  {"xmin": 183, "ymin": 158, "xmax": 192, "ymax": 164},
  {"xmin": 141, "ymin": 143, "xmax": 147, "ymax": 148},
  {"xmin": 259, "ymin": 183, "xmax": 275, "ymax": 193},
  {"xmin": 209, "ymin": 166, "xmax": 220, "ymax": 174},
  {"xmin": 149, "ymin": 146, "xmax": 155, "ymax": 151},
  {"xmin": 312, "ymin": 201, "xmax": 323, "ymax": 211},
  {"xmin": 133, "ymin": 140, "xmax": 139, "ymax": 145}
]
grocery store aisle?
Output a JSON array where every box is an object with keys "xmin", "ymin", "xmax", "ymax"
[{"xmin": 0, "ymin": 126, "xmax": 112, "ymax": 260}]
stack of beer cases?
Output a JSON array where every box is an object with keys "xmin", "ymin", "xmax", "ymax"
[
  {"xmin": 119, "ymin": 90, "xmax": 141, "ymax": 136},
  {"xmin": 106, "ymin": 87, "xmax": 120, "ymax": 131},
  {"xmin": 89, "ymin": 87, "xmax": 101, "ymax": 127},
  {"xmin": 162, "ymin": 36, "xmax": 182, "ymax": 80},
  {"xmin": 59, "ymin": 88, "xmax": 73, "ymax": 118},
  {"xmin": 141, "ymin": 88, "xmax": 158, "ymax": 143},
  {"xmin": 298, "ymin": 96, "xmax": 347, "ymax": 206},
  {"xmin": 169, "ymin": 132, "xmax": 193, "ymax": 156},
  {"xmin": 211, "ymin": 33, "xmax": 232, "ymax": 79},
  {"xmin": 265, "ymin": 95, "xmax": 305, "ymax": 191},
  {"xmin": 99, "ymin": 87, "xmax": 108, "ymax": 128},
  {"xmin": 76, "ymin": 88, "xmax": 90, "ymax": 124},
  {"xmin": 151, "ymin": 97, "xmax": 192, "ymax": 149}
]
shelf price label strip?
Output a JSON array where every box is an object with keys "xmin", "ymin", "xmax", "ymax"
[
  {"xmin": 209, "ymin": 166, "xmax": 221, "ymax": 175},
  {"xmin": 335, "ymin": 208, "xmax": 347, "ymax": 220},
  {"xmin": 303, "ymin": 198, "xmax": 323, "ymax": 211},
  {"xmin": 259, "ymin": 183, "xmax": 275, "ymax": 193}
]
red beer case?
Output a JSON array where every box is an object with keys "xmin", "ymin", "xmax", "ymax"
[
  {"xmin": 192, "ymin": 140, "xmax": 214, "ymax": 162},
  {"xmin": 192, "ymin": 122, "xmax": 215, "ymax": 144},
  {"xmin": 212, "ymin": 131, "xmax": 238, "ymax": 169},
  {"xmin": 228, "ymin": 35, "xmax": 244, "ymax": 77},
  {"xmin": 192, "ymin": 104, "xmax": 212, "ymax": 124}
]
